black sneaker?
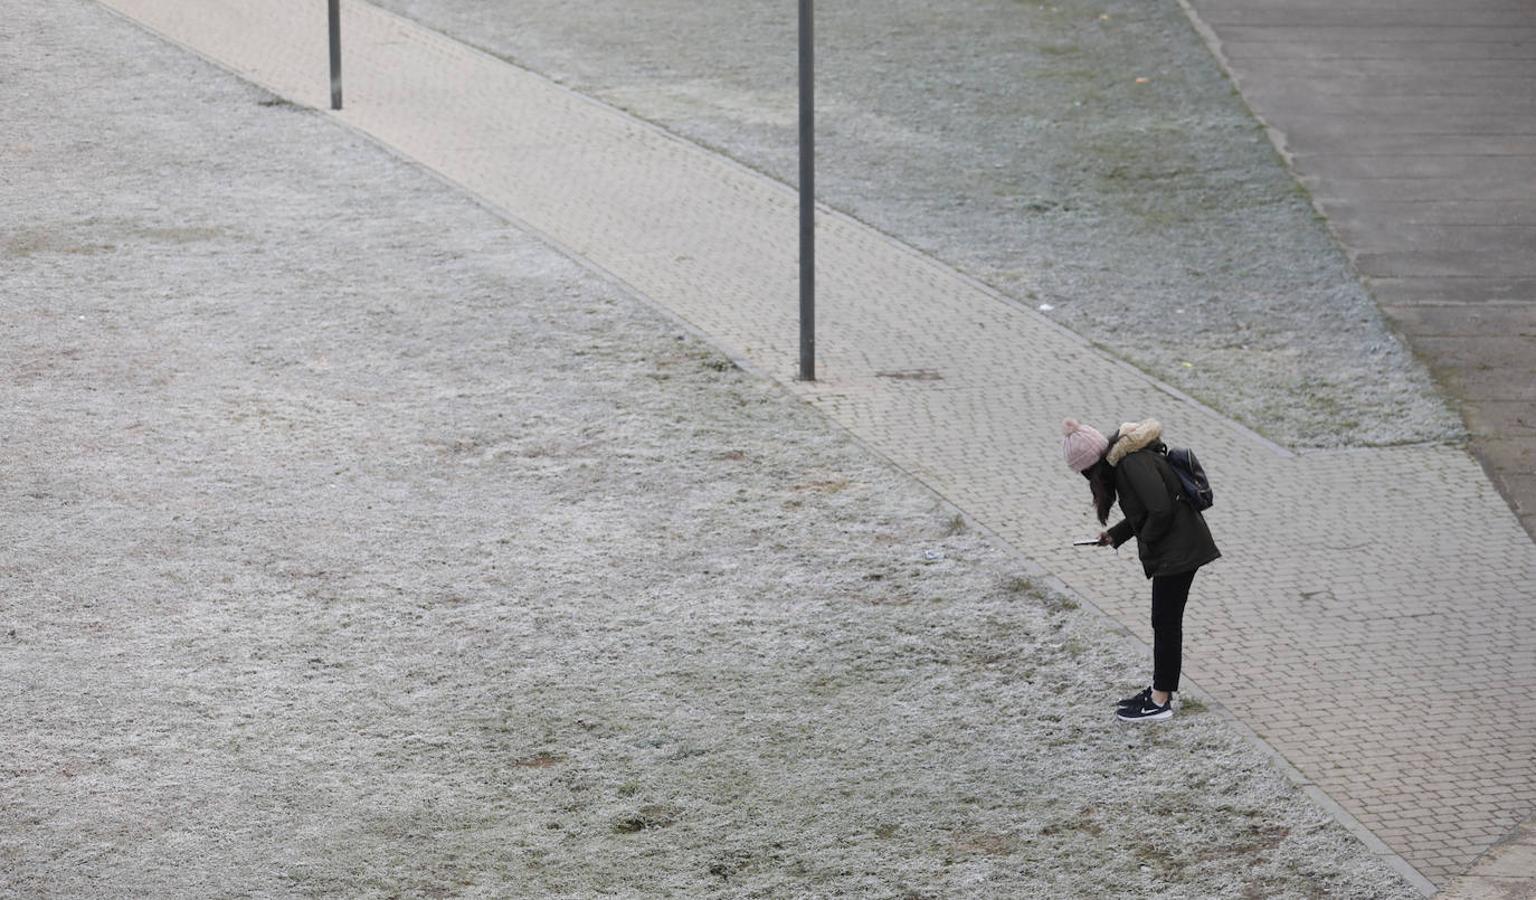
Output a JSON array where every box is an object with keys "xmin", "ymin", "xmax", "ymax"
[
  {"xmin": 1116, "ymin": 695, "xmax": 1173, "ymax": 722},
  {"xmin": 1117, "ymin": 686, "xmax": 1152, "ymax": 710}
]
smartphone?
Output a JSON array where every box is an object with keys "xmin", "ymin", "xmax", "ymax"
[{"xmin": 1073, "ymin": 539, "xmax": 1102, "ymax": 546}]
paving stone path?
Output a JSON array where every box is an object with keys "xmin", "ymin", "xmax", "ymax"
[{"xmin": 97, "ymin": 0, "xmax": 1536, "ymax": 890}]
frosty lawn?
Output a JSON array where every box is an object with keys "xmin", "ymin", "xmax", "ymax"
[
  {"xmin": 0, "ymin": 0, "xmax": 1416, "ymax": 896},
  {"xmin": 372, "ymin": 0, "xmax": 1462, "ymax": 451}
]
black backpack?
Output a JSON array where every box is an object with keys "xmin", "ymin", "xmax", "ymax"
[{"xmin": 1161, "ymin": 445, "xmax": 1213, "ymax": 511}]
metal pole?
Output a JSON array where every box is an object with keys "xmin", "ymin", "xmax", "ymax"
[
  {"xmin": 797, "ymin": 0, "xmax": 815, "ymax": 381},
  {"xmin": 328, "ymin": 0, "xmax": 343, "ymax": 110}
]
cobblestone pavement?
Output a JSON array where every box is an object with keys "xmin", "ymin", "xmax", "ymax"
[
  {"xmin": 1180, "ymin": 0, "xmax": 1536, "ymax": 547},
  {"xmin": 96, "ymin": 0, "xmax": 1536, "ymax": 889}
]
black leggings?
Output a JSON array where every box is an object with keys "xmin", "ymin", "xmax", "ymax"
[{"xmin": 1151, "ymin": 569, "xmax": 1198, "ymax": 693}]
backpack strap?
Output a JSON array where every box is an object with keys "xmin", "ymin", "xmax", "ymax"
[{"xmin": 1150, "ymin": 446, "xmax": 1187, "ymax": 505}]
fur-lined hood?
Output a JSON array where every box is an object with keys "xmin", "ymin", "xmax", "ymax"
[{"xmin": 1105, "ymin": 419, "xmax": 1163, "ymax": 467}]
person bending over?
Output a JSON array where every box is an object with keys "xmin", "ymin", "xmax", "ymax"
[{"xmin": 1061, "ymin": 418, "xmax": 1220, "ymax": 722}]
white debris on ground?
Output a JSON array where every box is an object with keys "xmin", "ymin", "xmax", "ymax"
[{"xmin": 0, "ymin": 2, "xmax": 1415, "ymax": 897}]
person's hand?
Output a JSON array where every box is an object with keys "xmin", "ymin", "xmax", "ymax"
[{"xmin": 1098, "ymin": 531, "xmax": 1111, "ymax": 546}]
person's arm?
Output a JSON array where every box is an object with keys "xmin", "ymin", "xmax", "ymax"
[
  {"xmin": 1105, "ymin": 519, "xmax": 1134, "ymax": 548},
  {"xmin": 1120, "ymin": 453, "xmax": 1175, "ymax": 545}
]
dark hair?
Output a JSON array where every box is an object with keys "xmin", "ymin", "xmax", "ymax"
[{"xmin": 1083, "ymin": 458, "xmax": 1117, "ymax": 525}]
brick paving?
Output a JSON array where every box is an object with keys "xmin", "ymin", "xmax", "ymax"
[{"xmin": 98, "ymin": 0, "xmax": 1536, "ymax": 890}]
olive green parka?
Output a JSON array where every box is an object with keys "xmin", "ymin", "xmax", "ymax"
[{"xmin": 1103, "ymin": 420, "xmax": 1221, "ymax": 578}]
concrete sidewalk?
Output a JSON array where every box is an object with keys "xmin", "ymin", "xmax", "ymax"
[
  {"xmin": 94, "ymin": 0, "xmax": 1536, "ymax": 890},
  {"xmin": 1181, "ymin": 0, "xmax": 1536, "ymax": 549},
  {"xmin": 1180, "ymin": 3, "xmax": 1536, "ymax": 891}
]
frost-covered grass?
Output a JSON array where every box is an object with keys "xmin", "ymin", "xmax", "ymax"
[
  {"xmin": 372, "ymin": 0, "xmax": 1464, "ymax": 450},
  {"xmin": 0, "ymin": 1, "xmax": 1415, "ymax": 897}
]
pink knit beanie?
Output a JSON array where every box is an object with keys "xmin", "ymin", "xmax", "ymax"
[{"xmin": 1061, "ymin": 418, "xmax": 1108, "ymax": 472}]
